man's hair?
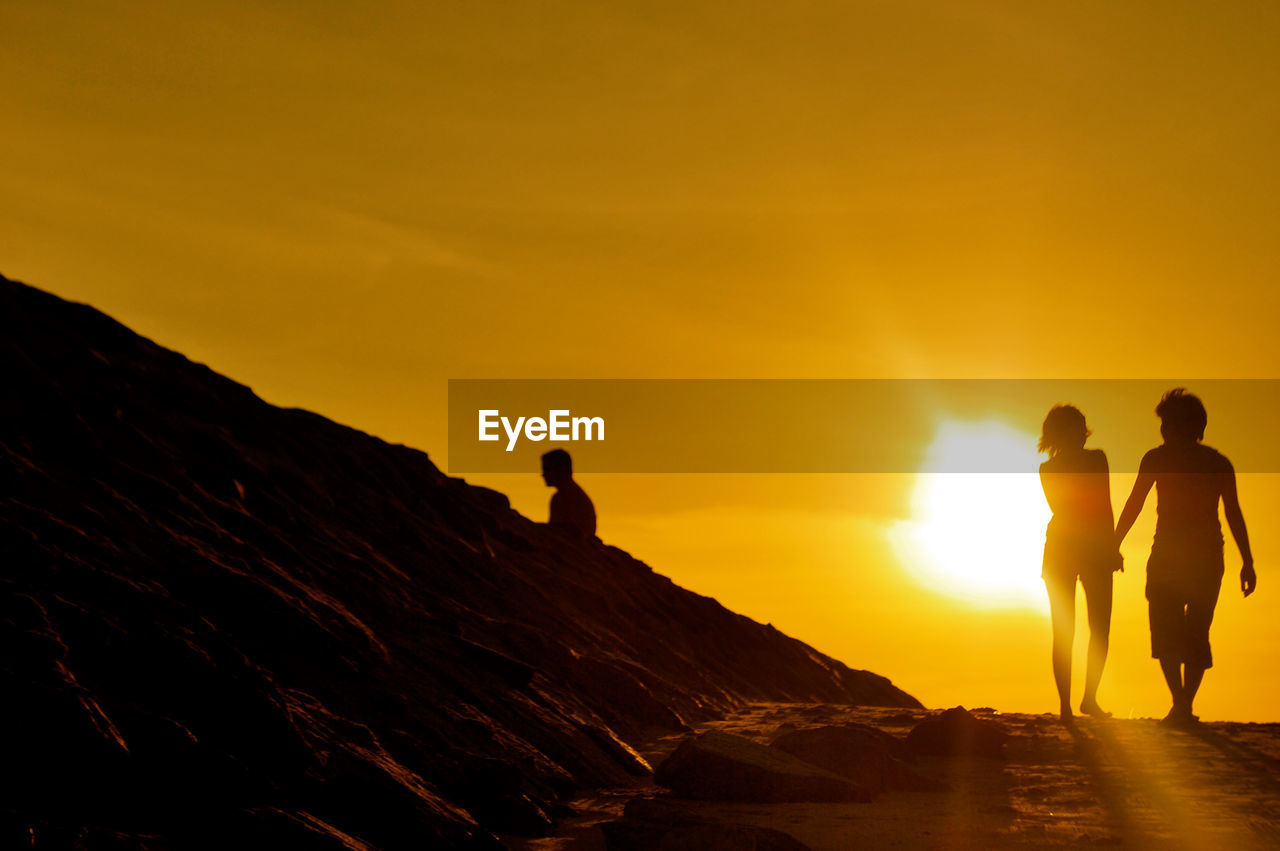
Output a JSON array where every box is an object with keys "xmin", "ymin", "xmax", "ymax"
[
  {"xmin": 541, "ymin": 448, "xmax": 573, "ymax": 473},
  {"xmin": 1156, "ymin": 388, "xmax": 1207, "ymax": 441},
  {"xmin": 1038, "ymin": 404, "xmax": 1091, "ymax": 455}
]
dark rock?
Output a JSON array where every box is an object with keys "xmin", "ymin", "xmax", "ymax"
[
  {"xmin": 773, "ymin": 720, "xmax": 903, "ymax": 754},
  {"xmin": 0, "ymin": 274, "xmax": 920, "ymax": 846},
  {"xmin": 655, "ymin": 731, "xmax": 872, "ymax": 802},
  {"xmin": 906, "ymin": 707, "xmax": 1009, "ymax": 759},
  {"xmin": 572, "ymin": 655, "xmax": 692, "ymax": 737},
  {"xmin": 770, "ymin": 724, "xmax": 948, "ymax": 793},
  {"xmin": 770, "ymin": 724, "xmax": 895, "ymax": 792},
  {"xmin": 771, "ymin": 721, "xmax": 798, "ymax": 738},
  {"xmin": 451, "ymin": 637, "xmax": 535, "ymax": 689},
  {"xmin": 602, "ymin": 798, "xmax": 811, "ymax": 851}
]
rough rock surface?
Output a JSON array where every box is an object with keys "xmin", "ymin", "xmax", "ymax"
[
  {"xmin": 906, "ymin": 706, "xmax": 1010, "ymax": 759},
  {"xmin": 655, "ymin": 731, "xmax": 872, "ymax": 802},
  {"xmin": 0, "ymin": 275, "xmax": 919, "ymax": 848},
  {"xmin": 602, "ymin": 798, "xmax": 811, "ymax": 850},
  {"xmin": 770, "ymin": 724, "xmax": 948, "ymax": 793}
]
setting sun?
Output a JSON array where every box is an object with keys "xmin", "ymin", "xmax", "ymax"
[{"xmin": 893, "ymin": 420, "xmax": 1051, "ymax": 611}]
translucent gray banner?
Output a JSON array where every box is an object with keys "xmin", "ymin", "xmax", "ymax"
[{"xmin": 447, "ymin": 379, "xmax": 1278, "ymax": 474}]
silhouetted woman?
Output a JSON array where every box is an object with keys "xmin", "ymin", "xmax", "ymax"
[{"xmin": 1039, "ymin": 405, "xmax": 1122, "ymax": 723}]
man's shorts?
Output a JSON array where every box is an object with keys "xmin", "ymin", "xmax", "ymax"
[{"xmin": 1146, "ymin": 543, "xmax": 1225, "ymax": 669}]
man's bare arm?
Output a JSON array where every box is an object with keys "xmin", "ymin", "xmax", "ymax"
[
  {"xmin": 1222, "ymin": 463, "xmax": 1256, "ymax": 597},
  {"xmin": 1115, "ymin": 470, "xmax": 1155, "ymax": 546}
]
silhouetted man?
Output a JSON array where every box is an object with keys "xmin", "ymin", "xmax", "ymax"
[
  {"xmin": 541, "ymin": 449, "xmax": 596, "ymax": 540},
  {"xmin": 1115, "ymin": 389, "xmax": 1256, "ymax": 726}
]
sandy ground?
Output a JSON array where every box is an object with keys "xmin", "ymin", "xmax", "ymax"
[{"xmin": 507, "ymin": 703, "xmax": 1280, "ymax": 849}]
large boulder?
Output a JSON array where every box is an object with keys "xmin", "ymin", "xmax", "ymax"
[
  {"xmin": 770, "ymin": 724, "xmax": 948, "ymax": 793},
  {"xmin": 602, "ymin": 798, "xmax": 811, "ymax": 851},
  {"xmin": 655, "ymin": 731, "xmax": 871, "ymax": 803},
  {"xmin": 906, "ymin": 707, "xmax": 1009, "ymax": 759}
]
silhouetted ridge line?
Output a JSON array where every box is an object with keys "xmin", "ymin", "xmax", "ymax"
[{"xmin": 0, "ymin": 273, "xmax": 918, "ymax": 848}]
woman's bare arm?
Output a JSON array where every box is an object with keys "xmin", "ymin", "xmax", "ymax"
[{"xmin": 1099, "ymin": 451, "xmax": 1116, "ymax": 527}]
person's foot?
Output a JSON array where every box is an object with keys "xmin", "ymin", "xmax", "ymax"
[
  {"xmin": 1080, "ymin": 697, "xmax": 1112, "ymax": 718},
  {"xmin": 1059, "ymin": 707, "xmax": 1076, "ymax": 726},
  {"xmin": 1159, "ymin": 705, "xmax": 1200, "ymax": 727}
]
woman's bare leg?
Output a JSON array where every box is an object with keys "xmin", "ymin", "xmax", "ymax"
[
  {"xmin": 1045, "ymin": 574, "xmax": 1076, "ymax": 721},
  {"xmin": 1080, "ymin": 571, "xmax": 1113, "ymax": 716}
]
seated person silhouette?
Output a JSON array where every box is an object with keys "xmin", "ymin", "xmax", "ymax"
[
  {"xmin": 540, "ymin": 449, "xmax": 596, "ymax": 540},
  {"xmin": 1115, "ymin": 388, "xmax": 1256, "ymax": 726}
]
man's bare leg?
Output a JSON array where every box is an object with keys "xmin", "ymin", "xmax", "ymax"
[
  {"xmin": 1159, "ymin": 658, "xmax": 1185, "ymax": 722},
  {"xmin": 1182, "ymin": 664, "xmax": 1206, "ymax": 721}
]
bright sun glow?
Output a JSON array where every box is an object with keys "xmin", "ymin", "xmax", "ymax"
[{"xmin": 891, "ymin": 420, "xmax": 1051, "ymax": 611}]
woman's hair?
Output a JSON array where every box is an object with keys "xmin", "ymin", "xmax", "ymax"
[
  {"xmin": 1039, "ymin": 404, "xmax": 1091, "ymax": 455},
  {"xmin": 1156, "ymin": 387, "xmax": 1207, "ymax": 441}
]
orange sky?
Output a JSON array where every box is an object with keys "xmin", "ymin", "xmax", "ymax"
[{"xmin": 4, "ymin": 1, "xmax": 1280, "ymax": 720}]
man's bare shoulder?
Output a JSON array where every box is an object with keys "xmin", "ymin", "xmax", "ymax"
[
  {"xmin": 1198, "ymin": 443, "xmax": 1235, "ymax": 472},
  {"xmin": 1138, "ymin": 445, "xmax": 1165, "ymax": 470}
]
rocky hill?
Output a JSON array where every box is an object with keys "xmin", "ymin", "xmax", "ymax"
[{"xmin": 0, "ymin": 274, "xmax": 918, "ymax": 849}]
